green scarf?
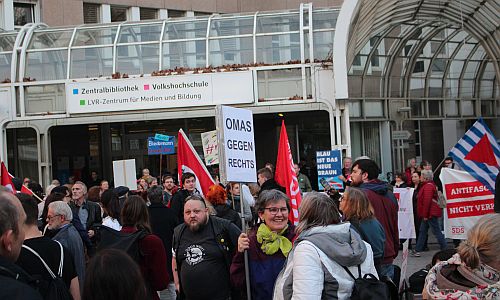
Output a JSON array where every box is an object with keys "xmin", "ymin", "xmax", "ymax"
[{"xmin": 256, "ymin": 223, "xmax": 292, "ymax": 257}]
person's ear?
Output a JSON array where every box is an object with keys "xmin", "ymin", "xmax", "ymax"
[{"xmin": 1, "ymin": 230, "xmax": 14, "ymax": 253}]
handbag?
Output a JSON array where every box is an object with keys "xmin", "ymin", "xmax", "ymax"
[{"xmin": 342, "ymin": 265, "xmax": 390, "ymax": 300}]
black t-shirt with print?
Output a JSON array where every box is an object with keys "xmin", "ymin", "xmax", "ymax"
[
  {"xmin": 16, "ymin": 236, "xmax": 77, "ymax": 297},
  {"xmin": 175, "ymin": 220, "xmax": 231, "ymax": 300}
]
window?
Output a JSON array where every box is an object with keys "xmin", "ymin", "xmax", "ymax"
[
  {"xmin": 111, "ymin": 6, "xmax": 127, "ymax": 22},
  {"xmin": 140, "ymin": 8, "xmax": 157, "ymax": 20},
  {"xmin": 168, "ymin": 9, "xmax": 185, "ymax": 18},
  {"xmin": 83, "ymin": 3, "xmax": 100, "ymax": 24},
  {"xmin": 14, "ymin": 2, "xmax": 36, "ymax": 26}
]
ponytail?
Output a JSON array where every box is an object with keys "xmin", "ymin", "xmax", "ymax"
[{"xmin": 457, "ymin": 240, "xmax": 480, "ymax": 269}]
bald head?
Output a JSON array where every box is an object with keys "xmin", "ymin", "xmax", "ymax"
[{"xmin": 0, "ymin": 192, "xmax": 26, "ymax": 261}]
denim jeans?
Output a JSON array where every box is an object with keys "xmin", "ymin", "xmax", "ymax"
[
  {"xmin": 379, "ymin": 263, "xmax": 394, "ymax": 281},
  {"xmin": 416, "ymin": 217, "xmax": 447, "ymax": 252}
]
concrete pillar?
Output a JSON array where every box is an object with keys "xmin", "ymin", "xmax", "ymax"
[
  {"xmin": 101, "ymin": 4, "xmax": 111, "ymax": 23},
  {"xmin": 129, "ymin": 6, "xmax": 140, "ymax": 21},
  {"xmin": 2, "ymin": 0, "xmax": 14, "ymax": 30}
]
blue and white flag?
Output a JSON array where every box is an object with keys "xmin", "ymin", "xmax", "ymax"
[{"xmin": 448, "ymin": 118, "xmax": 499, "ymax": 194}]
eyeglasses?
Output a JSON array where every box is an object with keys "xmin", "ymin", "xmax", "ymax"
[
  {"xmin": 46, "ymin": 214, "xmax": 61, "ymax": 221},
  {"xmin": 264, "ymin": 207, "xmax": 288, "ymax": 215}
]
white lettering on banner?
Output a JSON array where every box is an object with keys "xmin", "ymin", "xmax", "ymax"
[
  {"xmin": 66, "ymin": 71, "xmax": 254, "ymax": 114},
  {"xmin": 220, "ymin": 106, "xmax": 257, "ymax": 183},
  {"xmin": 440, "ymin": 168, "xmax": 495, "ymax": 240}
]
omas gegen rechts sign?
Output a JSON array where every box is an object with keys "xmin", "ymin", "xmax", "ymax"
[
  {"xmin": 220, "ymin": 105, "xmax": 257, "ymax": 183},
  {"xmin": 66, "ymin": 71, "xmax": 254, "ymax": 114}
]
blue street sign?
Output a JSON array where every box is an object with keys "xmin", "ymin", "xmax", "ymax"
[{"xmin": 154, "ymin": 133, "xmax": 172, "ymax": 142}]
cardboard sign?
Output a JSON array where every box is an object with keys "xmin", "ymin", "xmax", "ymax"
[
  {"xmin": 112, "ymin": 159, "xmax": 137, "ymax": 190},
  {"xmin": 394, "ymin": 188, "xmax": 416, "ymax": 239},
  {"xmin": 440, "ymin": 168, "xmax": 495, "ymax": 239},
  {"xmin": 316, "ymin": 150, "xmax": 342, "ymax": 190},
  {"xmin": 201, "ymin": 130, "xmax": 219, "ymax": 165}
]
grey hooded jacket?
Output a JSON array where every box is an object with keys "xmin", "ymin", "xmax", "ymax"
[{"xmin": 273, "ymin": 223, "xmax": 378, "ymax": 300}]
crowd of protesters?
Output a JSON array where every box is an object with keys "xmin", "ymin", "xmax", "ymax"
[{"xmin": 0, "ymin": 156, "xmax": 498, "ymax": 300}]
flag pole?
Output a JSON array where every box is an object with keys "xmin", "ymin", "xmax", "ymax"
[{"xmin": 239, "ymin": 182, "xmax": 252, "ymax": 300}]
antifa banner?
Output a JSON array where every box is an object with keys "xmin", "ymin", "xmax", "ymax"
[
  {"xmin": 440, "ymin": 168, "xmax": 494, "ymax": 239},
  {"xmin": 393, "ymin": 188, "xmax": 416, "ymax": 239},
  {"xmin": 177, "ymin": 129, "xmax": 215, "ymax": 197},
  {"xmin": 275, "ymin": 120, "xmax": 301, "ymax": 225}
]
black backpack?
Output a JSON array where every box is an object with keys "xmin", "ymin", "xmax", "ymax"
[
  {"xmin": 343, "ymin": 265, "xmax": 390, "ymax": 300},
  {"xmin": 97, "ymin": 226, "xmax": 147, "ymax": 263},
  {"xmin": 22, "ymin": 241, "xmax": 72, "ymax": 300}
]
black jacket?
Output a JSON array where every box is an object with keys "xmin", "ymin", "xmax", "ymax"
[
  {"xmin": 214, "ymin": 205, "xmax": 242, "ymax": 229},
  {"xmin": 148, "ymin": 202, "xmax": 180, "ymax": 280},
  {"xmin": 259, "ymin": 179, "xmax": 286, "ymax": 194},
  {"xmin": 70, "ymin": 200, "xmax": 102, "ymax": 231},
  {"xmin": 170, "ymin": 189, "xmax": 198, "ymax": 221},
  {"xmin": 0, "ymin": 256, "xmax": 42, "ymax": 300}
]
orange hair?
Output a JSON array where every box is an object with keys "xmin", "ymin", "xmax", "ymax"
[{"xmin": 206, "ymin": 185, "xmax": 227, "ymax": 205}]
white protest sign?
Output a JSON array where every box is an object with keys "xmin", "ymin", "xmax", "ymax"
[
  {"xmin": 399, "ymin": 240, "xmax": 409, "ymax": 292},
  {"xmin": 220, "ymin": 106, "xmax": 256, "ymax": 183},
  {"xmin": 112, "ymin": 159, "xmax": 137, "ymax": 190},
  {"xmin": 440, "ymin": 168, "xmax": 494, "ymax": 239},
  {"xmin": 66, "ymin": 71, "xmax": 254, "ymax": 114},
  {"xmin": 201, "ymin": 130, "xmax": 219, "ymax": 166},
  {"xmin": 394, "ymin": 188, "xmax": 416, "ymax": 239}
]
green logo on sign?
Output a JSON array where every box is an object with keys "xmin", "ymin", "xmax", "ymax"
[{"xmin": 80, "ymin": 100, "xmax": 85, "ymax": 106}]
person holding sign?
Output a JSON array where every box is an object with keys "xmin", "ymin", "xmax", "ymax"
[
  {"xmin": 231, "ymin": 190, "xmax": 295, "ymax": 300},
  {"xmin": 423, "ymin": 214, "xmax": 500, "ymax": 299}
]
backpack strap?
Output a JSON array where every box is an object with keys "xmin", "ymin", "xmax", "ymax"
[
  {"xmin": 54, "ymin": 240, "xmax": 64, "ymax": 277},
  {"xmin": 342, "ymin": 265, "xmax": 363, "ymax": 280},
  {"xmin": 22, "ymin": 244, "xmax": 57, "ymax": 279}
]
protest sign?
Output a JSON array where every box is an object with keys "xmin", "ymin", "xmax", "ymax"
[
  {"xmin": 201, "ymin": 130, "xmax": 219, "ymax": 165},
  {"xmin": 394, "ymin": 188, "xmax": 416, "ymax": 239},
  {"xmin": 315, "ymin": 150, "xmax": 342, "ymax": 190},
  {"xmin": 147, "ymin": 136, "xmax": 175, "ymax": 155},
  {"xmin": 112, "ymin": 159, "xmax": 137, "ymax": 190},
  {"xmin": 440, "ymin": 168, "xmax": 495, "ymax": 239}
]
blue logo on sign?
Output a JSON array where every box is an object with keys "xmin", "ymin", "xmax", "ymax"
[{"xmin": 73, "ymin": 89, "xmax": 79, "ymax": 95}]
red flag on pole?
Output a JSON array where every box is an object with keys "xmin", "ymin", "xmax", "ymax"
[
  {"xmin": 1, "ymin": 161, "xmax": 17, "ymax": 194},
  {"xmin": 275, "ymin": 120, "xmax": 302, "ymax": 225},
  {"xmin": 177, "ymin": 129, "xmax": 215, "ymax": 197}
]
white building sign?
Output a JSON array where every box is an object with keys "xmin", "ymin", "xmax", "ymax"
[
  {"xmin": 220, "ymin": 105, "xmax": 257, "ymax": 183},
  {"xmin": 66, "ymin": 71, "xmax": 254, "ymax": 114}
]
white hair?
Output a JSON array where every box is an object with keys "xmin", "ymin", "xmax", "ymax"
[
  {"xmin": 421, "ymin": 169, "xmax": 434, "ymax": 181},
  {"xmin": 48, "ymin": 201, "xmax": 73, "ymax": 221}
]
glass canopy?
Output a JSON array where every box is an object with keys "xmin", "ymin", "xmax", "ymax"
[{"xmin": 0, "ymin": 7, "xmax": 338, "ymax": 83}]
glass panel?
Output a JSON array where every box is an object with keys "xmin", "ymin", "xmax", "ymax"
[
  {"xmin": 14, "ymin": 3, "xmax": 34, "ymax": 26},
  {"xmin": 257, "ymin": 68, "xmax": 311, "ymax": 100},
  {"xmin": 349, "ymin": 100, "xmax": 362, "ymax": 118},
  {"xmin": 140, "ymin": 8, "xmax": 158, "ymax": 20},
  {"xmin": 0, "ymin": 53, "xmax": 12, "ymax": 82},
  {"xmin": 460, "ymin": 79, "xmax": 474, "ymax": 98},
  {"xmin": 0, "ymin": 34, "xmax": 17, "ymax": 52},
  {"xmin": 118, "ymin": 24, "xmax": 162, "ymax": 43},
  {"xmin": 256, "ymin": 33, "xmax": 301, "ymax": 64},
  {"xmin": 71, "ymin": 47, "xmax": 113, "ymax": 78},
  {"xmin": 480, "ymin": 100, "xmax": 494, "ymax": 116},
  {"xmin": 313, "ymin": 31, "xmax": 334, "ymax": 61},
  {"xmin": 445, "ymin": 100, "xmax": 459, "ymax": 116},
  {"xmin": 482, "ymin": 62, "xmax": 495, "ymax": 80},
  {"xmin": 364, "ymin": 100, "xmax": 384, "ymax": 117},
  {"xmin": 447, "ymin": 60, "xmax": 464, "ymax": 79},
  {"xmin": 162, "ymin": 41, "xmax": 206, "ymax": 69},
  {"xmin": 25, "ymin": 84, "xmax": 65, "ymax": 114},
  {"xmin": 164, "ymin": 21, "xmax": 208, "ymax": 40},
  {"xmin": 411, "ymin": 99, "xmax": 425, "ymax": 117},
  {"xmin": 83, "ymin": 3, "xmax": 100, "ymax": 24},
  {"xmin": 479, "ymin": 80, "xmax": 493, "ymax": 98},
  {"xmin": 428, "ymin": 100, "xmax": 442, "ymax": 117},
  {"xmin": 428, "ymin": 79, "xmax": 443, "ymax": 97},
  {"xmin": 312, "ymin": 10, "xmax": 338, "ymax": 30},
  {"xmin": 116, "ymin": 44, "xmax": 159, "ymax": 75},
  {"xmin": 210, "ymin": 17, "xmax": 253, "ymax": 37},
  {"xmin": 26, "ymin": 50, "xmax": 68, "ymax": 81},
  {"xmin": 29, "ymin": 30, "xmax": 73, "ymax": 49},
  {"xmin": 6, "ymin": 128, "xmax": 39, "ymax": 183},
  {"xmin": 461, "ymin": 100, "xmax": 474, "ymax": 116},
  {"xmin": 463, "ymin": 61, "xmax": 479, "ymax": 79},
  {"xmin": 256, "ymin": 14, "xmax": 300, "ymax": 33},
  {"xmin": 111, "ymin": 6, "xmax": 127, "ymax": 22},
  {"xmin": 444, "ymin": 79, "xmax": 459, "ymax": 98},
  {"xmin": 73, "ymin": 27, "xmax": 118, "ymax": 46},
  {"xmin": 409, "ymin": 78, "xmax": 425, "ymax": 98},
  {"xmin": 209, "ymin": 37, "xmax": 252, "ymax": 66}
]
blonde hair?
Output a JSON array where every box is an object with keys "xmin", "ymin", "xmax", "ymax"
[
  {"xmin": 342, "ymin": 187, "xmax": 375, "ymax": 221},
  {"xmin": 457, "ymin": 214, "xmax": 500, "ymax": 269}
]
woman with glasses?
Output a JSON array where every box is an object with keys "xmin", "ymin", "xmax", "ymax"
[
  {"xmin": 274, "ymin": 192, "xmax": 378, "ymax": 300},
  {"xmin": 230, "ymin": 190, "xmax": 295, "ymax": 300}
]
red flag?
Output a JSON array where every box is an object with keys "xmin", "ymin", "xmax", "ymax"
[
  {"xmin": 1, "ymin": 161, "xmax": 17, "ymax": 194},
  {"xmin": 177, "ymin": 129, "xmax": 215, "ymax": 197},
  {"xmin": 21, "ymin": 185, "xmax": 34, "ymax": 195},
  {"xmin": 275, "ymin": 120, "xmax": 302, "ymax": 225}
]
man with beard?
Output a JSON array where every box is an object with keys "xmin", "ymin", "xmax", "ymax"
[
  {"xmin": 350, "ymin": 158, "xmax": 399, "ymax": 280},
  {"xmin": 172, "ymin": 195, "xmax": 240, "ymax": 300}
]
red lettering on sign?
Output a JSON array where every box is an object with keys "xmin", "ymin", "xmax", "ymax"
[
  {"xmin": 444, "ymin": 181, "xmax": 492, "ymax": 200},
  {"xmin": 446, "ymin": 199, "xmax": 494, "ymax": 219}
]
